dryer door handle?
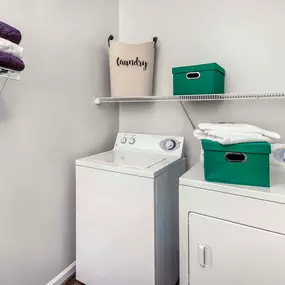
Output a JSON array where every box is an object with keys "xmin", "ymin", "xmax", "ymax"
[{"xmin": 198, "ymin": 244, "xmax": 212, "ymax": 268}]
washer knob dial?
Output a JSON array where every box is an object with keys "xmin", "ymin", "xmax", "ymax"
[
  {"xmin": 165, "ymin": 139, "xmax": 176, "ymax": 150},
  {"xmin": 120, "ymin": 137, "xmax": 127, "ymax": 144},
  {"xmin": 129, "ymin": 138, "xmax": 136, "ymax": 145}
]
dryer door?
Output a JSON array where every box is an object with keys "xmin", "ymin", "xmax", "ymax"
[{"xmin": 189, "ymin": 213, "xmax": 285, "ymax": 285}]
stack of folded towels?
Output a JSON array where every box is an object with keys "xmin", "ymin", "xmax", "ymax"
[
  {"xmin": 194, "ymin": 123, "xmax": 281, "ymax": 145},
  {"xmin": 0, "ymin": 21, "xmax": 25, "ymax": 72}
]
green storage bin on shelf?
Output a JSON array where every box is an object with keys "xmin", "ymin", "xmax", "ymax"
[
  {"xmin": 202, "ymin": 140, "xmax": 271, "ymax": 188},
  {"xmin": 172, "ymin": 62, "xmax": 225, "ymax": 95}
]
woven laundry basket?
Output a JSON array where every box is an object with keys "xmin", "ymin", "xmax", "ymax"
[{"xmin": 109, "ymin": 36, "xmax": 157, "ymax": 97}]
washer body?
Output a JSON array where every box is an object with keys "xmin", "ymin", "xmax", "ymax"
[
  {"xmin": 76, "ymin": 133, "xmax": 185, "ymax": 285},
  {"xmin": 179, "ymin": 162, "xmax": 285, "ymax": 285}
]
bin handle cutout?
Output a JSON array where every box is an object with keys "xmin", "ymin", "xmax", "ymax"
[
  {"xmin": 225, "ymin": 152, "xmax": 247, "ymax": 163},
  {"xmin": 186, "ymin": 72, "xmax": 200, "ymax": 80}
]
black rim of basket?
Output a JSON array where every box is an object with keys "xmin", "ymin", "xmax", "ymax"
[{"xmin": 108, "ymin": 35, "xmax": 158, "ymax": 49}]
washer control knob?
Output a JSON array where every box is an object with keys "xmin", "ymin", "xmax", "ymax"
[
  {"xmin": 120, "ymin": 137, "xmax": 127, "ymax": 144},
  {"xmin": 165, "ymin": 139, "xmax": 176, "ymax": 150},
  {"xmin": 129, "ymin": 138, "xmax": 136, "ymax": 145}
]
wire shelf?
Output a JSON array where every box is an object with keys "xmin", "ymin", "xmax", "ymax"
[
  {"xmin": 0, "ymin": 67, "xmax": 21, "ymax": 93},
  {"xmin": 0, "ymin": 67, "xmax": 20, "ymax": 81},
  {"xmin": 94, "ymin": 92, "xmax": 285, "ymax": 105}
]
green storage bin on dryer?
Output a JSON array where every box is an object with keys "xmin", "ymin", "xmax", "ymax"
[
  {"xmin": 202, "ymin": 140, "xmax": 271, "ymax": 187},
  {"xmin": 172, "ymin": 62, "xmax": 225, "ymax": 95}
]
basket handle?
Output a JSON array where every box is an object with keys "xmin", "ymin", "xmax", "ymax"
[
  {"xmin": 225, "ymin": 152, "xmax": 247, "ymax": 163},
  {"xmin": 153, "ymin": 37, "xmax": 158, "ymax": 49},
  {"xmin": 108, "ymin": 35, "xmax": 158, "ymax": 48},
  {"xmin": 108, "ymin": 35, "xmax": 114, "ymax": 47},
  {"xmin": 186, "ymin": 72, "xmax": 200, "ymax": 80}
]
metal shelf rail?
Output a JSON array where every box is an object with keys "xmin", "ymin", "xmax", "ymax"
[{"xmin": 94, "ymin": 92, "xmax": 285, "ymax": 105}]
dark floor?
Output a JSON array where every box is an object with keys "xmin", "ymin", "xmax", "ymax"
[
  {"xmin": 64, "ymin": 275, "xmax": 179, "ymax": 285},
  {"xmin": 63, "ymin": 276, "xmax": 84, "ymax": 285}
]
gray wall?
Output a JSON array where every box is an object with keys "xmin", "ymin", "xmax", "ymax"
[
  {"xmin": 119, "ymin": 0, "xmax": 285, "ymax": 167},
  {"xmin": 0, "ymin": 1, "xmax": 118, "ymax": 284}
]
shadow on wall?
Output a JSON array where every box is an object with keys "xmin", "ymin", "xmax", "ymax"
[
  {"xmin": 153, "ymin": 39, "xmax": 160, "ymax": 96},
  {"xmin": 0, "ymin": 92, "xmax": 9, "ymax": 122},
  {"xmin": 0, "ymin": 76, "xmax": 11, "ymax": 122},
  {"xmin": 90, "ymin": 46, "xmax": 111, "ymax": 97}
]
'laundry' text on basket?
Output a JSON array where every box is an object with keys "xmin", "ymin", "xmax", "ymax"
[{"xmin": 116, "ymin": 57, "xmax": 148, "ymax": 71}]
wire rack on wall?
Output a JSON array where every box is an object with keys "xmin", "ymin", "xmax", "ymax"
[
  {"xmin": 0, "ymin": 66, "xmax": 21, "ymax": 92},
  {"xmin": 0, "ymin": 67, "xmax": 20, "ymax": 81},
  {"xmin": 94, "ymin": 92, "xmax": 285, "ymax": 105}
]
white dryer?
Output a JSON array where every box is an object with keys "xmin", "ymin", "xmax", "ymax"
[
  {"xmin": 76, "ymin": 133, "xmax": 185, "ymax": 285},
  {"xmin": 179, "ymin": 162, "xmax": 285, "ymax": 285}
]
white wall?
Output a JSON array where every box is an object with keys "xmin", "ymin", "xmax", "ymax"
[
  {"xmin": 0, "ymin": 1, "xmax": 118, "ymax": 284},
  {"xmin": 119, "ymin": 0, "xmax": 285, "ymax": 167}
]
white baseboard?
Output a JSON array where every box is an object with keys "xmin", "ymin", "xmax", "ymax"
[{"xmin": 46, "ymin": 261, "xmax": 76, "ymax": 285}]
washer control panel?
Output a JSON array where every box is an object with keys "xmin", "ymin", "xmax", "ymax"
[
  {"xmin": 160, "ymin": 138, "xmax": 180, "ymax": 152},
  {"xmin": 117, "ymin": 134, "xmax": 137, "ymax": 146},
  {"xmin": 165, "ymin": 139, "xmax": 176, "ymax": 150},
  {"xmin": 271, "ymin": 144, "xmax": 285, "ymax": 167},
  {"xmin": 129, "ymin": 137, "xmax": 136, "ymax": 145},
  {"xmin": 120, "ymin": 137, "xmax": 127, "ymax": 144},
  {"xmin": 115, "ymin": 133, "xmax": 184, "ymax": 157}
]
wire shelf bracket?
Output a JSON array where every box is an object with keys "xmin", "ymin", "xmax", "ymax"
[
  {"xmin": 0, "ymin": 67, "xmax": 20, "ymax": 81},
  {"xmin": 0, "ymin": 66, "xmax": 21, "ymax": 93},
  {"xmin": 94, "ymin": 92, "xmax": 285, "ymax": 105}
]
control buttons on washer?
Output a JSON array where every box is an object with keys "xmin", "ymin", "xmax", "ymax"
[
  {"xmin": 120, "ymin": 137, "xmax": 127, "ymax": 144},
  {"xmin": 129, "ymin": 138, "xmax": 136, "ymax": 145},
  {"xmin": 159, "ymin": 138, "xmax": 180, "ymax": 151},
  {"xmin": 165, "ymin": 139, "xmax": 176, "ymax": 150}
]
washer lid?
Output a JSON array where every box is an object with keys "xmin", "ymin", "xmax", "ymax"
[
  {"xmin": 180, "ymin": 162, "xmax": 285, "ymax": 204},
  {"xmin": 76, "ymin": 150, "xmax": 182, "ymax": 178},
  {"xmin": 90, "ymin": 150, "xmax": 167, "ymax": 169}
]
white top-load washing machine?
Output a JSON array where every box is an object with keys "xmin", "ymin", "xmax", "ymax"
[
  {"xmin": 179, "ymin": 162, "xmax": 285, "ymax": 285},
  {"xmin": 76, "ymin": 133, "xmax": 185, "ymax": 285}
]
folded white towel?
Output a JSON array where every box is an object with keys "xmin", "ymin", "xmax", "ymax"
[
  {"xmin": 205, "ymin": 130, "xmax": 271, "ymax": 140},
  {"xmin": 194, "ymin": 130, "xmax": 275, "ymax": 145},
  {"xmin": 199, "ymin": 123, "xmax": 280, "ymax": 140},
  {"xmin": 0, "ymin": 37, "xmax": 23, "ymax": 59},
  {"xmin": 194, "ymin": 123, "xmax": 281, "ymax": 145}
]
